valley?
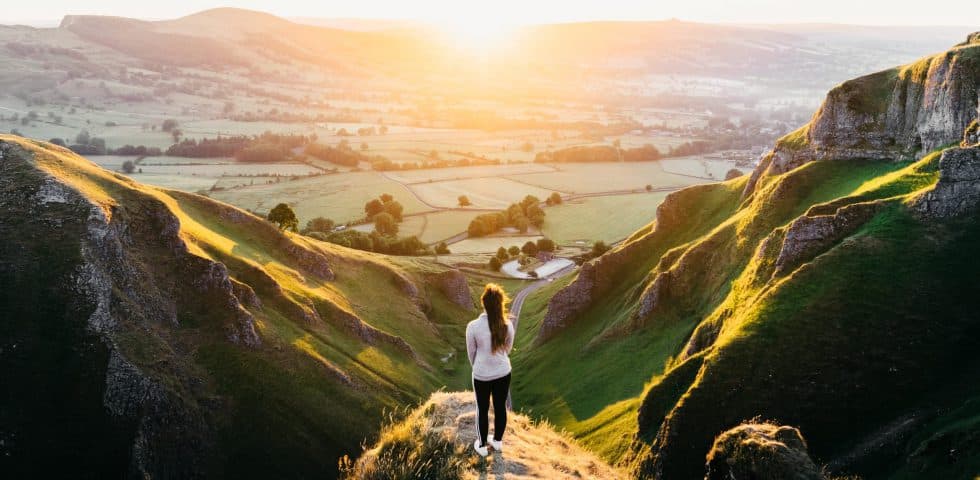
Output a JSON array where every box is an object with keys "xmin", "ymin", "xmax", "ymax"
[{"xmin": 1, "ymin": 5, "xmax": 978, "ymax": 480}]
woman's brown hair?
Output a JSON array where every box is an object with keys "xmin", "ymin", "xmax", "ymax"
[{"xmin": 481, "ymin": 284, "xmax": 511, "ymax": 353}]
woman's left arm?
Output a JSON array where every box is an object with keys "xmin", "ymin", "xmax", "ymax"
[{"xmin": 466, "ymin": 323, "xmax": 477, "ymax": 365}]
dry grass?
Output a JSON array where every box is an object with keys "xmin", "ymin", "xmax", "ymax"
[{"xmin": 347, "ymin": 392, "xmax": 624, "ymax": 480}]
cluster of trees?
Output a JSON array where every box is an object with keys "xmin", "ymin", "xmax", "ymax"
[
  {"xmin": 369, "ymin": 154, "xmax": 503, "ymax": 172},
  {"xmin": 269, "ymin": 206, "xmax": 431, "ymax": 256},
  {"xmin": 166, "ymin": 132, "xmax": 313, "ymax": 161},
  {"xmin": 304, "ymin": 141, "xmax": 379, "ymax": 167},
  {"xmin": 300, "ymin": 217, "xmax": 336, "ymax": 235},
  {"xmin": 111, "ymin": 144, "xmax": 163, "ymax": 156},
  {"xmin": 467, "ymin": 195, "xmax": 546, "ymax": 237},
  {"xmin": 535, "ymin": 144, "xmax": 663, "ymax": 164},
  {"xmin": 61, "ymin": 129, "xmax": 107, "ymax": 155},
  {"xmin": 308, "ymin": 230, "xmax": 429, "ymax": 256},
  {"xmin": 487, "ymin": 238, "xmax": 557, "ymax": 271},
  {"xmin": 668, "ymin": 141, "xmax": 713, "ymax": 157},
  {"xmin": 364, "ymin": 194, "xmax": 404, "ymax": 223}
]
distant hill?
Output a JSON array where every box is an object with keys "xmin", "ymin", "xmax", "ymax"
[
  {"xmin": 0, "ymin": 134, "xmax": 480, "ymax": 478},
  {"xmin": 513, "ymin": 32, "xmax": 980, "ymax": 479},
  {"xmin": 0, "ymin": 8, "xmax": 965, "ymax": 101}
]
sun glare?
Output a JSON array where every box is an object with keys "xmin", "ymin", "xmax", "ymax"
[{"xmin": 440, "ymin": 16, "xmax": 517, "ymax": 52}]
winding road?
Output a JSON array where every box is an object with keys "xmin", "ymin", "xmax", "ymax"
[{"xmin": 509, "ymin": 263, "xmax": 577, "ymax": 332}]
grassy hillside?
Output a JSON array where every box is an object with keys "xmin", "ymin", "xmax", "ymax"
[
  {"xmin": 0, "ymin": 135, "xmax": 483, "ymax": 478},
  {"xmin": 510, "ymin": 34, "xmax": 980, "ymax": 480}
]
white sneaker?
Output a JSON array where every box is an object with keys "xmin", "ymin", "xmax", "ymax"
[
  {"xmin": 489, "ymin": 438, "xmax": 503, "ymax": 452},
  {"xmin": 473, "ymin": 439, "xmax": 489, "ymax": 457}
]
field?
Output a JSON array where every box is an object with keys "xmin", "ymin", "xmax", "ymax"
[
  {"xmin": 407, "ymin": 177, "xmax": 557, "ymax": 209},
  {"xmin": 507, "ymin": 161, "xmax": 708, "ymax": 193},
  {"xmin": 209, "ymin": 171, "xmax": 429, "ymax": 221},
  {"xmin": 659, "ymin": 156, "xmax": 752, "ymax": 180},
  {"xmin": 382, "ymin": 163, "xmax": 555, "ymax": 183},
  {"xmin": 542, "ymin": 191, "xmax": 672, "ymax": 245},
  {"xmin": 351, "ymin": 210, "xmax": 477, "ymax": 244}
]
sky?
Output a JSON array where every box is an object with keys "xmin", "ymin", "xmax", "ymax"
[{"xmin": 6, "ymin": 0, "xmax": 980, "ymax": 27}]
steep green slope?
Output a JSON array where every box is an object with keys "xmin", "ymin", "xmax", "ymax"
[
  {"xmin": 513, "ymin": 33, "xmax": 980, "ymax": 479},
  {"xmin": 0, "ymin": 135, "xmax": 479, "ymax": 478}
]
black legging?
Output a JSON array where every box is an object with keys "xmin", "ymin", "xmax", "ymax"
[{"xmin": 473, "ymin": 373, "xmax": 511, "ymax": 447}]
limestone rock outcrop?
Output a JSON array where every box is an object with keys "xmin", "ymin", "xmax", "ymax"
[
  {"xmin": 746, "ymin": 33, "xmax": 979, "ymax": 196},
  {"xmin": 914, "ymin": 146, "xmax": 980, "ymax": 218},
  {"xmin": 705, "ymin": 423, "xmax": 823, "ymax": 480}
]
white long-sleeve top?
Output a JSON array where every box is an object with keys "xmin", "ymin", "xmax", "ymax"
[{"xmin": 466, "ymin": 312, "xmax": 515, "ymax": 381}]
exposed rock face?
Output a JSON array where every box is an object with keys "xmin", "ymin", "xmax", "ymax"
[
  {"xmin": 773, "ymin": 201, "xmax": 882, "ymax": 275},
  {"xmin": 963, "ymin": 119, "xmax": 979, "ymax": 146},
  {"xmin": 537, "ymin": 258, "xmax": 598, "ymax": 342},
  {"xmin": 914, "ymin": 146, "xmax": 980, "ymax": 217},
  {"xmin": 705, "ymin": 423, "xmax": 823, "ymax": 480},
  {"xmin": 746, "ymin": 34, "xmax": 979, "ymax": 196},
  {"xmin": 537, "ymin": 187, "xmax": 699, "ymax": 342},
  {"xmin": 430, "ymin": 269, "xmax": 473, "ymax": 309}
]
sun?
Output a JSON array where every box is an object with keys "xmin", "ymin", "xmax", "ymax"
[{"xmin": 439, "ymin": 16, "xmax": 517, "ymax": 52}]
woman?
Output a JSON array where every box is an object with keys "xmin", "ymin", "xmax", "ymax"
[{"xmin": 466, "ymin": 283, "xmax": 515, "ymax": 457}]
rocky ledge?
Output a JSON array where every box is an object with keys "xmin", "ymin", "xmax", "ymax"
[
  {"xmin": 745, "ymin": 33, "xmax": 979, "ymax": 196},
  {"xmin": 914, "ymin": 145, "xmax": 980, "ymax": 218}
]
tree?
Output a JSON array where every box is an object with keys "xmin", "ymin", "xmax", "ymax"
[
  {"xmin": 161, "ymin": 119, "xmax": 178, "ymax": 132},
  {"xmin": 645, "ymin": 184, "xmax": 653, "ymax": 192},
  {"xmin": 526, "ymin": 204, "xmax": 545, "ymax": 228},
  {"xmin": 75, "ymin": 129, "xmax": 91, "ymax": 145},
  {"xmin": 458, "ymin": 195, "xmax": 472, "ymax": 207},
  {"xmin": 268, "ymin": 203, "xmax": 298, "ymax": 231},
  {"xmin": 488, "ymin": 256, "xmax": 502, "ymax": 271},
  {"xmin": 591, "ymin": 241, "xmax": 610, "ymax": 257},
  {"xmin": 496, "ymin": 247, "xmax": 509, "ymax": 261},
  {"xmin": 302, "ymin": 217, "xmax": 335, "ymax": 234},
  {"xmin": 508, "ymin": 246, "xmax": 521, "ymax": 257},
  {"xmin": 725, "ymin": 168, "xmax": 744, "ymax": 180},
  {"xmin": 171, "ymin": 128, "xmax": 183, "ymax": 143},
  {"xmin": 49, "ymin": 138, "xmax": 66, "ymax": 147},
  {"xmin": 520, "ymin": 195, "xmax": 540, "ymax": 211},
  {"xmin": 513, "ymin": 216, "xmax": 530, "ymax": 233},
  {"xmin": 121, "ymin": 160, "xmax": 136, "ymax": 174},
  {"xmin": 365, "ymin": 199, "xmax": 385, "ymax": 218},
  {"xmin": 435, "ymin": 242, "xmax": 450, "ymax": 255},
  {"xmin": 546, "ymin": 192, "xmax": 563, "ymax": 206},
  {"xmin": 374, "ymin": 212, "xmax": 398, "ymax": 236},
  {"xmin": 522, "ymin": 241, "xmax": 539, "ymax": 256},
  {"xmin": 536, "ymin": 238, "xmax": 556, "ymax": 252},
  {"xmin": 384, "ymin": 200, "xmax": 404, "ymax": 222}
]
